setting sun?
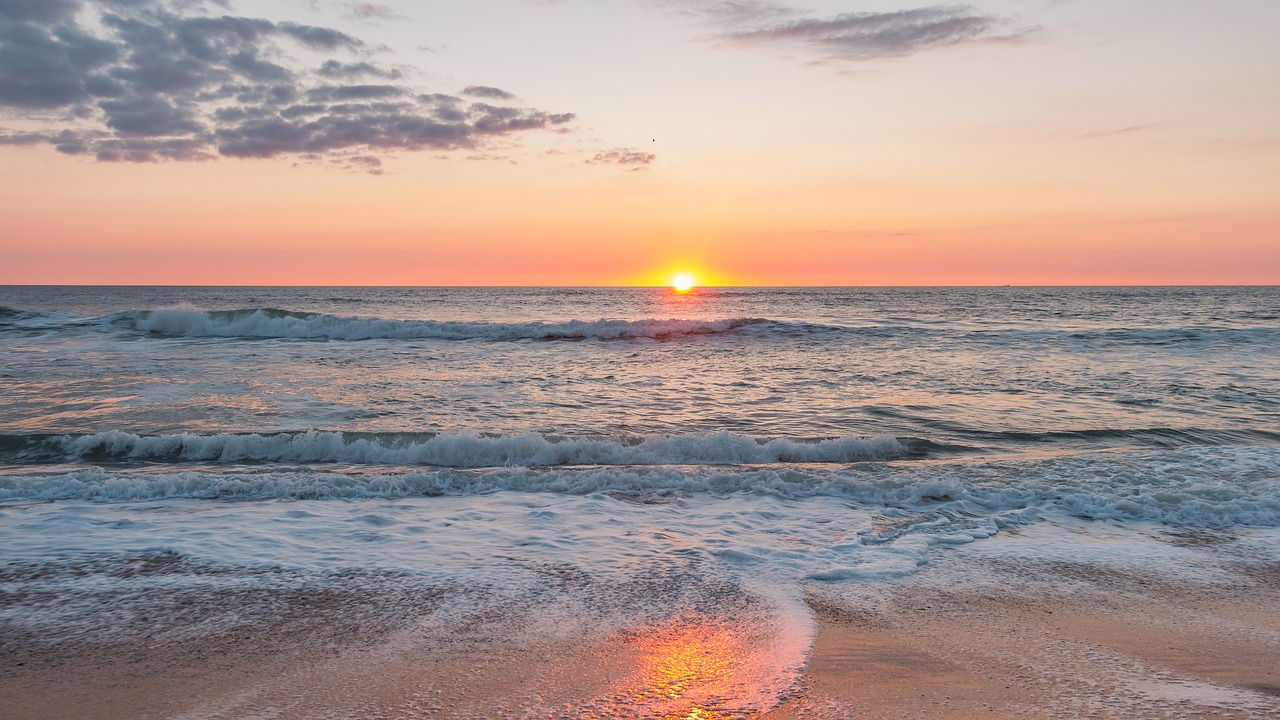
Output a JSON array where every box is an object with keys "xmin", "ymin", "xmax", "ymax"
[{"xmin": 672, "ymin": 274, "xmax": 695, "ymax": 292}]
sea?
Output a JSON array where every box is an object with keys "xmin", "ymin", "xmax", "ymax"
[{"xmin": 2, "ymin": 286, "xmax": 1278, "ymax": 717}]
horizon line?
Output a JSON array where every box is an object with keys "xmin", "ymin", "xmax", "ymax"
[{"xmin": 1, "ymin": 283, "xmax": 1277, "ymax": 289}]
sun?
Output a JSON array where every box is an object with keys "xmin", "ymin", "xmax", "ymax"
[{"xmin": 671, "ymin": 274, "xmax": 695, "ymax": 292}]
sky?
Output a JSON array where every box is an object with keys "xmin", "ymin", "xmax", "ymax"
[{"xmin": 0, "ymin": 0, "xmax": 1277, "ymax": 285}]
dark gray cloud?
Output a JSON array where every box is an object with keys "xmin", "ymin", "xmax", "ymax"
[
  {"xmin": 723, "ymin": 6, "xmax": 1025, "ymax": 60},
  {"xmin": 462, "ymin": 85, "xmax": 517, "ymax": 101},
  {"xmin": 99, "ymin": 93, "xmax": 203, "ymax": 136},
  {"xmin": 317, "ymin": 59, "xmax": 402, "ymax": 80},
  {"xmin": 214, "ymin": 100, "xmax": 573, "ymax": 159},
  {"xmin": 587, "ymin": 148, "xmax": 657, "ymax": 168},
  {"xmin": 0, "ymin": 0, "xmax": 81, "ymax": 24},
  {"xmin": 0, "ymin": 9, "xmax": 120, "ymax": 109},
  {"xmin": 275, "ymin": 21, "xmax": 362, "ymax": 51},
  {"xmin": 307, "ymin": 84, "xmax": 403, "ymax": 102},
  {"xmin": 0, "ymin": 0, "xmax": 574, "ymax": 173}
]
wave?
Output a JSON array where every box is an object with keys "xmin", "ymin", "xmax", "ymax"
[
  {"xmin": 0, "ymin": 430, "xmax": 911, "ymax": 467},
  {"xmin": 2, "ymin": 303, "xmax": 1275, "ymax": 346},
  {"xmin": 114, "ymin": 307, "xmax": 786, "ymax": 341},
  {"xmin": 2, "ymin": 446, "xmax": 1277, "ymax": 528},
  {"xmin": 950, "ymin": 426, "xmax": 1280, "ymax": 448},
  {"xmin": 0, "ymin": 306, "xmax": 82, "ymax": 330},
  {"xmin": 104, "ymin": 309, "xmax": 1280, "ymax": 347},
  {"xmin": 1062, "ymin": 327, "xmax": 1280, "ymax": 346}
]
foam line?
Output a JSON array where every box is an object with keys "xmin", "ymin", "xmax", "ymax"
[
  {"xmin": 25, "ymin": 429, "xmax": 909, "ymax": 467},
  {"xmin": 2, "ymin": 445, "xmax": 1277, "ymax": 527},
  {"xmin": 125, "ymin": 307, "xmax": 782, "ymax": 340}
]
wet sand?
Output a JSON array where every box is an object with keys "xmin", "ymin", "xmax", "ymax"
[
  {"xmin": 779, "ymin": 575, "xmax": 1280, "ymax": 719},
  {"xmin": 4, "ymin": 557, "xmax": 1279, "ymax": 719}
]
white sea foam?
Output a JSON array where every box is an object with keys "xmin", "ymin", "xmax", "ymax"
[
  {"xmin": 44, "ymin": 429, "xmax": 910, "ymax": 466},
  {"xmin": 3, "ymin": 446, "xmax": 1277, "ymax": 528},
  {"xmin": 125, "ymin": 306, "xmax": 778, "ymax": 340}
]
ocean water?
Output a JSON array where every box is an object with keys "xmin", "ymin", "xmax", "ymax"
[{"xmin": 2, "ymin": 286, "xmax": 1279, "ymax": 716}]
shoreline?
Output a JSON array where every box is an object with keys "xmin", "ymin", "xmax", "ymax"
[{"xmin": 5, "ymin": 545, "xmax": 1278, "ymax": 719}]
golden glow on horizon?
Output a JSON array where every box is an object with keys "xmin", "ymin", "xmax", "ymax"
[
  {"xmin": 2, "ymin": 150, "xmax": 1276, "ymax": 286},
  {"xmin": 636, "ymin": 263, "xmax": 732, "ymax": 288},
  {"xmin": 672, "ymin": 274, "xmax": 695, "ymax": 292}
]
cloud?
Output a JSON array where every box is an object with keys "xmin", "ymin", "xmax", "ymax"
[
  {"xmin": 465, "ymin": 153, "xmax": 515, "ymax": 164},
  {"xmin": 462, "ymin": 85, "xmax": 517, "ymax": 101},
  {"xmin": 721, "ymin": 6, "xmax": 1032, "ymax": 61},
  {"xmin": 307, "ymin": 84, "xmax": 404, "ymax": 101},
  {"xmin": 646, "ymin": 2, "xmax": 1033, "ymax": 63},
  {"xmin": 0, "ymin": 0, "xmax": 82, "ymax": 24},
  {"xmin": 0, "ymin": 130, "xmax": 49, "ymax": 145},
  {"xmin": 1080, "ymin": 125, "xmax": 1151, "ymax": 140},
  {"xmin": 342, "ymin": 154, "xmax": 382, "ymax": 174},
  {"xmin": 587, "ymin": 148, "xmax": 657, "ymax": 168},
  {"xmin": 0, "ymin": 0, "xmax": 573, "ymax": 173},
  {"xmin": 214, "ymin": 101, "xmax": 573, "ymax": 160},
  {"xmin": 654, "ymin": 0, "xmax": 794, "ymax": 25},
  {"xmin": 344, "ymin": 3, "xmax": 402, "ymax": 21},
  {"xmin": 316, "ymin": 59, "xmax": 402, "ymax": 80}
]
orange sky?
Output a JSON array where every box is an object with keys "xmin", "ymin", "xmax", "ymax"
[{"xmin": 1, "ymin": 0, "xmax": 1276, "ymax": 285}]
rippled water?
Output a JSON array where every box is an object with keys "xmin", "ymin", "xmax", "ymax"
[
  {"xmin": 2, "ymin": 286, "xmax": 1276, "ymax": 446},
  {"xmin": 2, "ymin": 285, "xmax": 1278, "ymax": 717}
]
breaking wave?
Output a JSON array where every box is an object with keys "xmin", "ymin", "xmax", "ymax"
[
  {"xmin": 2, "ymin": 304, "xmax": 1275, "ymax": 347},
  {"xmin": 1, "ymin": 429, "xmax": 910, "ymax": 467},
  {"xmin": 116, "ymin": 307, "xmax": 786, "ymax": 341}
]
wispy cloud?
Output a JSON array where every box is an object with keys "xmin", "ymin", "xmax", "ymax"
[
  {"xmin": 462, "ymin": 85, "xmax": 517, "ymax": 101},
  {"xmin": 344, "ymin": 2, "xmax": 403, "ymax": 22},
  {"xmin": 1079, "ymin": 124, "xmax": 1152, "ymax": 140},
  {"xmin": 651, "ymin": 0, "xmax": 795, "ymax": 25},
  {"xmin": 720, "ymin": 5, "xmax": 1035, "ymax": 61},
  {"xmin": 646, "ymin": 2, "xmax": 1034, "ymax": 63},
  {"xmin": 341, "ymin": 153, "xmax": 383, "ymax": 174},
  {"xmin": 0, "ymin": 0, "xmax": 573, "ymax": 173},
  {"xmin": 587, "ymin": 148, "xmax": 657, "ymax": 169}
]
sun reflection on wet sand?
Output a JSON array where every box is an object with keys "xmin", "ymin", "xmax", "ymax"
[
  {"xmin": 632, "ymin": 621, "xmax": 737, "ymax": 718},
  {"xmin": 590, "ymin": 615, "xmax": 806, "ymax": 719}
]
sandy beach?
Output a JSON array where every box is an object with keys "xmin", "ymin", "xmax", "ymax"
[
  {"xmin": 6, "ymin": 527, "xmax": 1278, "ymax": 720},
  {"xmin": 785, "ymin": 561, "xmax": 1280, "ymax": 719}
]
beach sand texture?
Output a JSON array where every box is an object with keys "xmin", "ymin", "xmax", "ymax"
[{"xmin": 5, "ymin": 542, "xmax": 1277, "ymax": 720}]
